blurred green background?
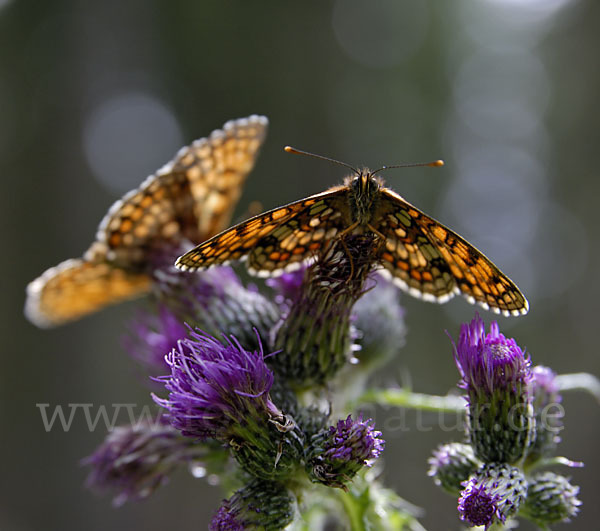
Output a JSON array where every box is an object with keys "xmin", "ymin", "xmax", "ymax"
[{"xmin": 2, "ymin": 1, "xmax": 599, "ymax": 529}]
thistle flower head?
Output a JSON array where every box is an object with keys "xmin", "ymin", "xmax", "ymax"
[
  {"xmin": 272, "ymin": 234, "xmax": 379, "ymax": 386},
  {"xmin": 458, "ymin": 463, "xmax": 527, "ymax": 529},
  {"xmin": 153, "ymin": 330, "xmax": 277, "ymax": 440},
  {"xmin": 452, "ymin": 314, "xmax": 534, "ymax": 464},
  {"xmin": 307, "ymin": 414, "xmax": 384, "ymax": 489},
  {"xmin": 453, "ymin": 314, "xmax": 531, "ymax": 395},
  {"xmin": 325, "ymin": 414, "xmax": 384, "ymax": 464},
  {"xmin": 154, "ymin": 329, "xmax": 304, "ymax": 480},
  {"xmin": 83, "ymin": 417, "xmax": 205, "ymax": 506}
]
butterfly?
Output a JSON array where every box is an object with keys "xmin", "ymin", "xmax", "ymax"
[
  {"xmin": 175, "ymin": 148, "xmax": 529, "ymax": 316},
  {"xmin": 25, "ymin": 115, "xmax": 268, "ymax": 327}
]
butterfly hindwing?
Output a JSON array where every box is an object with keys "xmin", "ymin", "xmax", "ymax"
[{"xmin": 25, "ymin": 259, "xmax": 151, "ymax": 328}]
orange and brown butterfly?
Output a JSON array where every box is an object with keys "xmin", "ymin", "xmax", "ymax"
[
  {"xmin": 25, "ymin": 115, "xmax": 269, "ymax": 328},
  {"xmin": 175, "ymin": 147, "xmax": 529, "ymax": 317}
]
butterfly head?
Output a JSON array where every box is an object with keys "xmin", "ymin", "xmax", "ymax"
[{"xmin": 350, "ymin": 170, "xmax": 380, "ymax": 197}]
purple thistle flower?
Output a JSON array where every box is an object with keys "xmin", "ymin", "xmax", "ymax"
[
  {"xmin": 458, "ymin": 463, "xmax": 527, "ymax": 529},
  {"xmin": 153, "ymin": 330, "xmax": 304, "ymax": 480},
  {"xmin": 459, "ymin": 483, "xmax": 500, "ymax": 528},
  {"xmin": 83, "ymin": 416, "xmax": 207, "ymax": 506},
  {"xmin": 153, "ymin": 330, "xmax": 277, "ymax": 440},
  {"xmin": 451, "ymin": 314, "xmax": 534, "ymax": 464},
  {"xmin": 307, "ymin": 414, "xmax": 384, "ymax": 489},
  {"xmin": 453, "ymin": 314, "xmax": 532, "ymax": 395},
  {"xmin": 326, "ymin": 414, "xmax": 384, "ymax": 464}
]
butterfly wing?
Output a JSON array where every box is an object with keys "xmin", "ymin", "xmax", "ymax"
[
  {"xmin": 176, "ymin": 187, "xmax": 350, "ymax": 276},
  {"xmin": 25, "ymin": 115, "xmax": 267, "ymax": 327},
  {"xmin": 90, "ymin": 114, "xmax": 268, "ymax": 268},
  {"xmin": 25, "ymin": 259, "xmax": 151, "ymax": 328},
  {"xmin": 377, "ymin": 188, "xmax": 528, "ymax": 316}
]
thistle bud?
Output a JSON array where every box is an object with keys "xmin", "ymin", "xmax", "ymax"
[
  {"xmin": 520, "ymin": 472, "xmax": 581, "ymax": 525},
  {"xmin": 428, "ymin": 442, "xmax": 481, "ymax": 495},
  {"xmin": 210, "ymin": 478, "xmax": 296, "ymax": 530}
]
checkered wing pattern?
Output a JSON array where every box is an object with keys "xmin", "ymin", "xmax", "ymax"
[
  {"xmin": 376, "ymin": 188, "xmax": 529, "ymax": 316},
  {"xmin": 89, "ymin": 114, "xmax": 268, "ymax": 267},
  {"xmin": 176, "ymin": 187, "xmax": 350, "ymax": 276},
  {"xmin": 25, "ymin": 115, "xmax": 267, "ymax": 327}
]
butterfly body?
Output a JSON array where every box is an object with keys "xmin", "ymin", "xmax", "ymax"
[
  {"xmin": 345, "ymin": 172, "xmax": 385, "ymax": 227},
  {"xmin": 176, "ymin": 164, "xmax": 529, "ymax": 317}
]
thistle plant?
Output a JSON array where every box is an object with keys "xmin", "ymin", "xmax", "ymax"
[
  {"xmin": 80, "ymin": 228, "xmax": 595, "ymax": 530},
  {"xmin": 85, "ymin": 238, "xmax": 403, "ymax": 529},
  {"xmin": 25, "ymin": 115, "xmax": 597, "ymax": 529},
  {"xmin": 429, "ymin": 315, "xmax": 585, "ymax": 529}
]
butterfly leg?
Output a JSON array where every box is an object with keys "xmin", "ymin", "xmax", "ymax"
[
  {"xmin": 366, "ymin": 223, "xmax": 388, "ymax": 243},
  {"xmin": 333, "ymin": 221, "xmax": 360, "ymax": 280}
]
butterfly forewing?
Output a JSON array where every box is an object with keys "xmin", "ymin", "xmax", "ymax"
[
  {"xmin": 25, "ymin": 115, "xmax": 268, "ymax": 327},
  {"xmin": 375, "ymin": 200, "xmax": 459, "ymax": 303},
  {"xmin": 176, "ymin": 187, "xmax": 350, "ymax": 276}
]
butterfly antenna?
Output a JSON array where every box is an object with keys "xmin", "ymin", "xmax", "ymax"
[
  {"xmin": 284, "ymin": 146, "xmax": 360, "ymax": 175},
  {"xmin": 371, "ymin": 159, "xmax": 444, "ymax": 177}
]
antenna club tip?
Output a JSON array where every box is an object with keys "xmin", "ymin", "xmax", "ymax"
[
  {"xmin": 433, "ymin": 159, "xmax": 444, "ymax": 167},
  {"xmin": 284, "ymin": 146, "xmax": 294, "ymax": 153}
]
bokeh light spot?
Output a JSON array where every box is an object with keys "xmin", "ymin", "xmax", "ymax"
[
  {"xmin": 452, "ymin": 50, "xmax": 550, "ymax": 141},
  {"xmin": 83, "ymin": 92, "xmax": 183, "ymax": 195}
]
